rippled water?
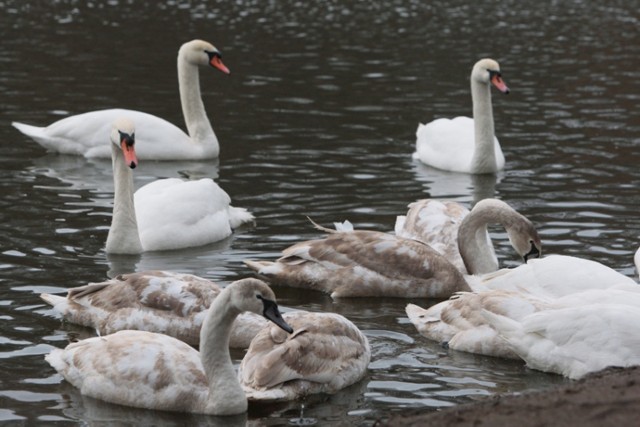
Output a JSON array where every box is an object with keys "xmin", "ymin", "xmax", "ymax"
[{"xmin": 2, "ymin": 1, "xmax": 640, "ymax": 425}]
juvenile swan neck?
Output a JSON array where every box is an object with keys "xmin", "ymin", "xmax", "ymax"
[
  {"xmin": 470, "ymin": 77, "xmax": 497, "ymax": 173},
  {"xmin": 106, "ymin": 144, "xmax": 143, "ymax": 254},
  {"xmin": 199, "ymin": 289, "xmax": 247, "ymax": 414},
  {"xmin": 457, "ymin": 200, "xmax": 511, "ymax": 274},
  {"xmin": 177, "ymin": 52, "xmax": 218, "ymax": 154}
]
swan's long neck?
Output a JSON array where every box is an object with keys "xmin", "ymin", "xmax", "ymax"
[
  {"xmin": 457, "ymin": 200, "xmax": 511, "ymax": 275},
  {"xmin": 470, "ymin": 78, "xmax": 497, "ymax": 173},
  {"xmin": 178, "ymin": 54, "xmax": 219, "ymax": 156},
  {"xmin": 105, "ymin": 144, "xmax": 143, "ymax": 254},
  {"xmin": 199, "ymin": 290, "xmax": 247, "ymax": 414}
]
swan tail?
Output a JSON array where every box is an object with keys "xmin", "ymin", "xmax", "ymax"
[
  {"xmin": 228, "ymin": 206, "xmax": 255, "ymax": 229},
  {"xmin": 405, "ymin": 304, "xmax": 438, "ymax": 326},
  {"xmin": 12, "ymin": 122, "xmax": 46, "ymax": 140},
  {"xmin": 40, "ymin": 293, "xmax": 70, "ymax": 314},
  {"xmin": 243, "ymin": 260, "xmax": 280, "ymax": 279}
]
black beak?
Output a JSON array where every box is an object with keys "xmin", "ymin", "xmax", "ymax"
[
  {"xmin": 261, "ymin": 298, "xmax": 293, "ymax": 333},
  {"xmin": 523, "ymin": 242, "xmax": 541, "ymax": 262}
]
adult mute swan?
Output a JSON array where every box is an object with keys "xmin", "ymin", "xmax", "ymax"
[
  {"xmin": 105, "ymin": 118, "xmax": 253, "ymax": 253},
  {"xmin": 244, "ymin": 209, "xmax": 539, "ymax": 299},
  {"xmin": 12, "ymin": 39, "xmax": 228, "ymax": 160},
  {"xmin": 395, "ymin": 198, "xmax": 541, "ymax": 274},
  {"xmin": 45, "ymin": 278, "xmax": 293, "ymax": 415},
  {"xmin": 413, "ymin": 58, "xmax": 509, "ymax": 174},
  {"xmin": 239, "ymin": 311, "xmax": 370, "ymax": 401},
  {"xmin": 40, "ymin": 271, "xmax": 268, "ymax": 348},
  {"xmin": 483, "ymin": 303, "xmax": 640, "ymax": 379}
]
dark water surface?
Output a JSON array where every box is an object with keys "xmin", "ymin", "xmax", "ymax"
[{"xmin": 2, "ymin": 1, "xmax": 639, "ymax": 425}]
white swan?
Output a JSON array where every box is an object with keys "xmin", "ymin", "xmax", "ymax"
[
  {"xmin": 105, "ymin": 118, "xmax": 253, "ymax": 253},
  {"xmin": 45, "ymin": 278, "xmax": 293, "ymax": 415},
  {"xmin": 12, "ymin": 39, "xmax": 227, "ymax": 160},
  {"xmin": 40, "ymin": 271, "xmax": 268, "ymax": 348},
  {"xmin": 413, "ymin": 58, "xmax": 509, "ymax": 174},
  {"xmin": 483, "ymin": 303, "xmax": 640, "ymax": 379},
  {"xmin": 395, "ymin": 198, "xmax": 541, "ymax": 274},
  {"xmin": 406, "ymin": 257, "xmax": 640, "ymax": 359},
  {"xmin": 239, "ymin": 311, "xmax": 370, "ymax": 401}
]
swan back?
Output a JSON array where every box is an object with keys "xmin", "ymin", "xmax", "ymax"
[
  {"xmin": 239, "ymin": 311, "xmax": 370, "ymax": 401},
  {"xmin": 484, "ymin": 304, "xmax": 640, "ymax": 379},
  {"xmin": 40, "ymin": 271, "xmax": 266, "ymax": 347},
  {"xmin": 245, "ymin": 229, "xmax": 470, "ymax": 298},
  {"xmin": 395, "ymin": 199, "xmax": 469, "ymax": 272}
]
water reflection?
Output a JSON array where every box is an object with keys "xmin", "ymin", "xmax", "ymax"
[
  {"xmin": 410, "ymin": 160, "xmax": 500, "ymax": 203},
  {"xmin": 2, "ymin": 0, "xmax": 640, "ymax": 425}
]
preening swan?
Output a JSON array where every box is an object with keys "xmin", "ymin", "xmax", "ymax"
[
  {"xmin": 413, "ymin": 58, "xmax": 509, "ymax": 174},
  {"xmin": 395, "ymin": 198, "xmax": 541, "ymax": 274},
  {"xmin": 407, "ymin": 290, "xmax": 551, "ymax": 359},
  {"xmin": 45, "ymin": 278, "xmax": 293, "ymax": 416},
  {"xmin": 407, "ymin": 256, "xmax": 640, "ymax": 359},
  {"xmin": 106, "ymin": 118, "xmax": 253, "ymax": 253},
  {"xmin": 12, "ymin": 39, "xmax": 228, "ymax": 160},
  {"xmin": 40, "ymin": 271, "xmax": 268, "ymax": 348},
  {"xmin": 239, "ymin": 311, "xmax": 370, "ymax": 401},
  {"xmin": 483, "ymin": 303, "xmax": 640, "ymax": 379}
]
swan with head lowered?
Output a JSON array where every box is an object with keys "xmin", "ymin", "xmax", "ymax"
[
  {"xmin": 45, "ymin": 278, "xmax": 294, "ymax": 416},
  {"xmin": 483, "ymin": 301, "xmax": 640, "ymax": 379},
  {"xmin": 106, "ymin": 118, "xmax": 253, "ymax": 253},
  {"xmin": 406, "ymin": 257, "xmax": 640, "ymax": 359},
  {"xmin": 413, "ymin": 58, "xmax": 509, "ymax": 174},
  {"xmin": 244, "ymin": 203, "xmax": 541, "ymax": 299},
  {"xmin": 395, "ymin": 198, "xmax": 541, "ymax": 275},
  {"xmin": 12, "ymin": 39, "xmax": 227, "ymax": 160}
]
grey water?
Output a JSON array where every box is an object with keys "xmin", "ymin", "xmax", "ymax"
[{"xmin": 1, "ymin": 1, "xmax": 639, "ymax": 425}]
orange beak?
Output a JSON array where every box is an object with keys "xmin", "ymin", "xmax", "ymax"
[
  {"xmin": 210, "ymin": 55, "xmax": 230, "ymax": 75},
  {"xmin": 121, "ymin": 140, "xmax": 138, "ymax": 169},
  {"xmin": 491, "ymin": 74, "xmax": 510, "ymax": 94}
]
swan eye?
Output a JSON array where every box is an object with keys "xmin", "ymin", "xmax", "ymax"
[
  {"xmin": 205, "ymin": 50, "xmax": 222, "ymax": 60},
  {"xmin": 488, "ymin": 69, "xmax": 502, "ymax": 78},
  {"xmin": 118, "ymin": 131, "xmax": 135, "ymax": 147}
]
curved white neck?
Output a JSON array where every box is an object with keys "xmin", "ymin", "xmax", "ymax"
[
  {"xmin": 457, "ymin": 200, "xmax": 516, "ymax": 274},
  {"xmin": 178, "ymin": 55, "xmax": 218, "ymax": 155},
  {"xmin": 105, "ymin": 144, "xmax": 143, "ymax": 254},
  {"xmin": 199, "ymin": 290, "xmax": 247, "ymax": 414},
  {"xmin": 470, "ymin": 78, "xmax": 497, "ymax": 173}
]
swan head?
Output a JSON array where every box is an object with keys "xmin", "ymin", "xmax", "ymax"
[
  {"xmin": 505, "ymin": 220, "xmax": 542, "ymax": 263},
  {"xmin": 111, "ymin": 118, "xmax": 137, "ymax": 169},
  {"xmin": 472, "ymin": 58, "xmax": 510, "ymax": 94},
  {"xmin": 180, "ymin": 39, "xmax": 230, "ymax": 75},
  {"xmin": 227, "ymin": 278, "xmax": 293, "ymax": 334}
]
